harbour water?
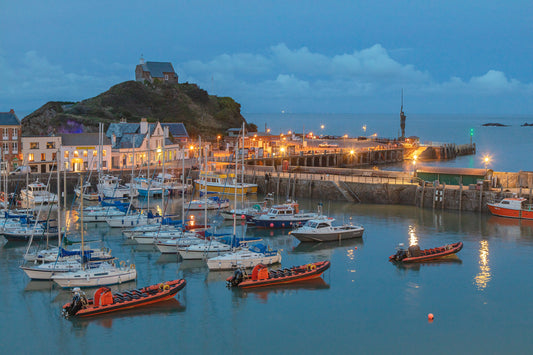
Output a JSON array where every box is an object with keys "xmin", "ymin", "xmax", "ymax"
[{"xmin": 2, "ymin": 113, "xmax": 533, "ymax": 354}]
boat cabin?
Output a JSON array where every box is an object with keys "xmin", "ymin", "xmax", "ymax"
[{"xmin": 268, "ymin": 203, "xmax": 299, "ymax": 216}]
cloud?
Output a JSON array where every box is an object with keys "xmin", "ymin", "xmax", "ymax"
[{"xmin": 0, "ymin": 50, "xmax": 124, "ymax": 115}]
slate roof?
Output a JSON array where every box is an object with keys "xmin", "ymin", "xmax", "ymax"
[
  {"xmin": 106, "ymin": 122, "xmax": 164, "ymax": 149},
  {"xmin": 60, "ymin": 133, "xmax": 112, "ymax": 146},
  {"xmin": 161, "ymin": 123, "xmax": 188, "ymax": 138},
  {"xmin": 142, "ymin": 62, "xmax": 176, "ymax": 78},
  {"xmin": 0, "ymin": 111, "xmax": 20, "ymax": 126}
]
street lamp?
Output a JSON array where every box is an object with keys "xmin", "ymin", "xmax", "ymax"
[{"xmin": 483, "ymin": 155, "xmax": 491, "ymax": 169}]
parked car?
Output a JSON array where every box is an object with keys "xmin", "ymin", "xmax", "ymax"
[{"xmin": 9, "ymin": 166, "xmax": 30, "ymax": 175}]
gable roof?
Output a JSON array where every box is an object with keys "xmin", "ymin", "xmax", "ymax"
[
  {"xmin": 161, "ymin": 123, "xmax": 188, "ymax": 138},
  {"xmin": 106, "ymin": 122, "xmax": 164, "ymax": 149},
  {"xmin": 0, "ymin": 110, "xmax": 20, "ymax": 126},
  {"xmin": 141, "ymin": 62, "xmax": 176, "ymax": 78},
  {"xmin": 60, "ymin": 133, "xmax": 112, "ymax": 147}
]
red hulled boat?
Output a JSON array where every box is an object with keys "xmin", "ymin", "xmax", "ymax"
[
  {"xmin": 62, "ymin": 279, "xmax": 186, "ymax": 318},
  {"xmin": 487, "ymin": 197, "xmax": 533, "ymax": 220},
  {"xmin": 389, "ymin": 242, "xmax": 463, "ymax": 263},
  {"xmin": 227, "ymin": 261, "xmax": 330, "ymax": 288}
]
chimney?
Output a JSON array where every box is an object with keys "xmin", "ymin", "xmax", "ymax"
[
  {"xmin": 164, "ymin": 126, "xmax": 169, "ymax": 138},
  {"xmin": 140, "ymin": 118, "xmax": 148, "ymax": 135}
]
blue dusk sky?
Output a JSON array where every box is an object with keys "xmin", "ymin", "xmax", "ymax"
[{"xmin": 1, "ymin": 0, "xmax": 532, "ymax": 117}]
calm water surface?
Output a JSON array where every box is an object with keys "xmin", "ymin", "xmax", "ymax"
[{"xmin": 2, "ymin": 194, "xmax": 533, "ymax": 354}]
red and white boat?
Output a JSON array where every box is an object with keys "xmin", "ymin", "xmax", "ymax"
[{"xmin": 487, "ymin": 197, "xmax": 533, "ymax": 219}]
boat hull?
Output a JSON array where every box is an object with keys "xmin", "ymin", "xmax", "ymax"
[
  {"xmin": 487, "ymin": 203, "xmax": 533, "ymax": 220},
  {"xmin": 389, "ymin": 242, "xmax": 463, "ymax": 263},
  {"xmin": 207, "ymin": 251, "xmax": 282, "ymax": 270},
  {"xmin": 62, "ymin": 279, "xmax": 186, "ymax": 317},
  {"xmin": 291, "ymin": 227, "xmax": 364, "ymax": 242},
  {"xmin": 229, "ymin": 261, "xmax": 330, "ymax": 288},
  {"xmin": 52, "ymin": 267, "xmax": 137, "ymax": 288}
]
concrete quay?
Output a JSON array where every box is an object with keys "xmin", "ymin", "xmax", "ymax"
[{"xmin": 244, "ymin": 167, "xmax": 532, "ymax": 213}]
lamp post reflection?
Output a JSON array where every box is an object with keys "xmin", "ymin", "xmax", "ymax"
[
  {"xmin": 408, "ymin": 225, "xmax": 418, "ymax": 246},
  {"xmin": 475, "ymin": 240, "xmax": 491, "ymax": 290}
]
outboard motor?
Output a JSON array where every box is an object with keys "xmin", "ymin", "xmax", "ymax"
[
  {"xmin": 63, "ymin": 288, "xmax": 87, "ymax": 318},
  {"xmin": 227, "ymin": 268, "xmax": 244, "ymax": 288}
]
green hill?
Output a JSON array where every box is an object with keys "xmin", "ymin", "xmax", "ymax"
[{"xmin": 21, "ymin": 80, "xmax": 250, "ymax": 138}]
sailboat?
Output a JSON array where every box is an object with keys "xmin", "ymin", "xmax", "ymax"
[
  {"xmin": 207, "ymin": 123, "xmax": 281, "ymax": 270},
  {"xmin": 21, "ymin": 161, "xmax": 112, "ymax": 280},
  {"xmin": 52, "ymin": 174, "xmax": 137, "ymax": 288}
]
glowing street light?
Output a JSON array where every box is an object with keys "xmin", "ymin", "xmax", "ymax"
[{"xmin": 483, "ymin": 155, "xmax": 491, "ymax": 169}]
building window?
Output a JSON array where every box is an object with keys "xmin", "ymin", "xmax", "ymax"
[
  {"xmin": 28, "ymin": 153, "xmax": 34, "ymax": 162},
  {"xmin": 102, "ymin": 161, "xmax": 107, "ymax": 168},
  {"xmin": 52, "ymin": 152, "xmax": 57, "ymax": 161},
  {"xmin": 93, "ymin": 150, "xmax": 97, "ymax": 156},
  {"xmin": 103, "ymin": 150, "xmax": 107, "ymax": 157},
  {"xmin": 83, "ymin": 150, "xmax": 88, "ymax": 157},
  {"xmin": 30, "ymin": 142, "xmax": 39, "ymax": 149},
  {"xmin": 84, "ymin": 161, "xmax": 88, "ymax": 169},
  {"xmin": 41, "ymin": 153, "xmax": 46, "ymax": 161},
  {"xmin": 74, "ymin": 151, "xmax": 79, "ymax": 158},
  {"xmin": 3, "ymin": 142, "xmax": 8, "ymax": 152},
  {"xmin": 12, "ymin": 128, "xmax": 17, "ymax": 139},
  {"xmin": 165, "ymin": 74, "xmax": 169, "ymax": 81},
  {"xmin": 12, "ymin": 142, "xmax": 17, "ymax": 153},
  {"xmin": 64, "ymin": 151, "xmax": 69, "ymax": 158},
  {"xmin": 46, "ymin": 142, "xmax": 55, "ymax": 149},
  {"xmin": 2, "ymin": 128, "xmax": 8, "ymax": 139}
]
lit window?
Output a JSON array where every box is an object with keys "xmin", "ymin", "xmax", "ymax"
[
  {"xmin": 46, "ymin": 142, "xmax": 55, "ymax": 149},
  {"xmin": 103, "ymin": 150, "xmax": 107, "ymax": 157},
  {"xmin": 83, "ymin": 150, "xmax": 88, "ymax": 157},
  {"xmin": 74, "ymin": 151, "xmax": 79, "ymax": 157},
  {"xmin": 28, "ymin": 153, "xmax": 34, "ymax": 162},
  {"xmin": 93, "ymin": 150, "xmax": 97, "ymax": 156},
  {"xmin": 41, "ymin": 153, "xmax": 46, "ymax": 161},
  {"xmin": 64, "ymin": 151, "xmax": 69, "ymax": 158},
  {"xmin": 30, "ymin": 142, "xmax": 39, "ymax": 149}
]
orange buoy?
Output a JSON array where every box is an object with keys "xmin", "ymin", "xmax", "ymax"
[
  {"xmin": 270, "ymin": 223, "xmax": 274, "ymax": 228},
  {"xmin": 354, "ymin": 247, "xmax": 358, "ymax": 250},
  {"xmin": 428, "ymin": 313, "xmax": 434, "ymax": 321}
]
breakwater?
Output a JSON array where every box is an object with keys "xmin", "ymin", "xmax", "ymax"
[{"xmin": 244, "ymin": 168, "xmax": 531, "ymax": 213}]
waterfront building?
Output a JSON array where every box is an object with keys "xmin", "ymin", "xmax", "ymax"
[
  {"xmin": 135, "ymin": 56, "xmax": 178, "ymax": 84},
  {"xmin": 0, "ymin": 109, "xmax": 22, "ymax": 170},
  {"xmin": 106, "ymin": 118, "xmax": 188, "ymax": 169},
  {"xmin": 59, "ymin": 133, "xmax": 112, "ymax": 172},
  {"xmin": 21, "ymin": 136, "xmax": 61, "ymax": 173}
]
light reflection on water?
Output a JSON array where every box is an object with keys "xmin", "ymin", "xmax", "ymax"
[{"xmin": 475, "ymin": 240, "xmax": 491, "ymax": 290}]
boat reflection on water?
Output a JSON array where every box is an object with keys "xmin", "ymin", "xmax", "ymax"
[
  {"xmin": 392, "ymin": 255, "xmax": 463, "ymax": 272},
  {"xmin": 291, "ymin": 237, "xmax": 363, "ymax": 254},
  {"xmin": 69, "ymin": 298, "xmax": 185, "ymax": 331},
  {"xmin": 487, "ymin": 216, "xmax": 533, "ymax": 242},
  {"xmin": 156, "ymin": 253, "xmax": 179, "ymax": 264},
  {"xmin": 24, "ymin": 280, "xmax": 55, "ymax": 293},
  {"xmin": 231, "ymin": 277, "xmax": 330, "ymax": 303}
]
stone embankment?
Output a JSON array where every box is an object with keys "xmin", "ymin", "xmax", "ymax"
[{"xmin": 244, "ymin": 167, "xmax": 532, "ymax": 213}]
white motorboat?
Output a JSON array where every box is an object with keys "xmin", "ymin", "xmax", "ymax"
[
  {"xmin": 290, "ymin": 216, "xmax": 365, "ymax": 242},
  {"xmin": 82, "ymin": 206, "xmax": 127, "ymax": 222},
  {"xmin": 132, "ymin": 229, "xmax": 196, "ymax": 245},
  {"xmin": 97, "ymin": 174, "xmax": 139, "ymax": 199},
  {"xmin": 207, "ymin": 243, "xmax": 281, "ymax": 270},
  {"xmin": 19, "ymin": 179, "xmax": 58, "ymax": 208},
  {"xmin": 252, "ymin": 201, "xmax": 318, "ymax": 228}
]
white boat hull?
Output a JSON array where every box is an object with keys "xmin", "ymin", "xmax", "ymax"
[{"xmin": 207, "ymin": 251, "xmax": 282, "ymax": 270}]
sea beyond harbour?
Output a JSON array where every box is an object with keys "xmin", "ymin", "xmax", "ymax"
[
  {"xmin": 245, "ymin": 113, "xmax": 533, "ymax": 172},
  {"xmin": 2, "ymin": 113, "xmax": 533, "ymax": 354}
]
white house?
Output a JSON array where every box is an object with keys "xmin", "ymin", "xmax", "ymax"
[
  {"xmin": 59, "ymin": 133, "xmax": 112, "ymax": 172},
  {"xmin": 21, "ymin": 136, "xmax": 62, "ymax": 173}
]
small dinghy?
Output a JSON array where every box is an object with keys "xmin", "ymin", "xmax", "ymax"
[
  {"xmin": 62, "ymin": 279, "xmax": 186, "ymax": 318},
  {"xmin": 389, "ymin": 242, "xmax": 463, "ymax": 263},
  {"xmin": 226, "ymin": 261, "xmax": 330, "ymax": 289}
]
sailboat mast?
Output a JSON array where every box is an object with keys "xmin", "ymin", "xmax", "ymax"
[
  {"xmin": 79, "ymin": 173, "xmax": 84, "ymax": 269},
  {"xmin": 57, "ymin": 149, "xmax": 61, "ymax": 247}
]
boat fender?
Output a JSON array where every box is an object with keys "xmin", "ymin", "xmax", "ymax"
[
  {"xmin": 130, "ymin": 264, "xmax": 135, "ymax": 269},
  {"xmin": 307, "ymin": 264, "xmax": 316, "ymax": 271},
  {"xmin": 120, "ymin": 261, "xmax": 126, "ymax": 268},
  {"xmin": 159, "ymin": 283, "xmax": 170, "ymax": 291}
]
